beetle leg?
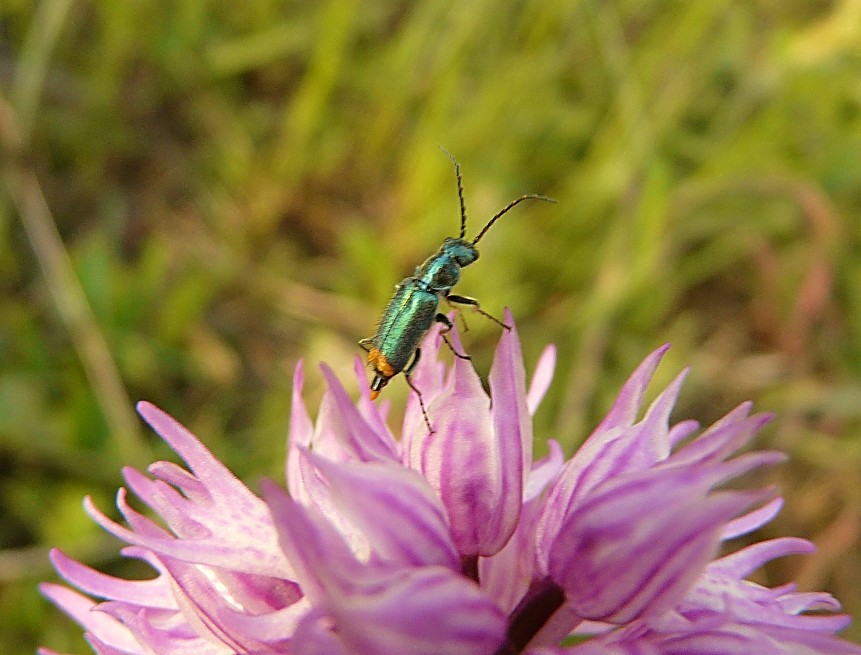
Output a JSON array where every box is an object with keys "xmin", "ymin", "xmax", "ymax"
[
  {"xmin": 443, "ymin": 296, "xmax": 471, "ymax": 333},
  {"xmin": 404, "ymin": 348, "xmax": 434, "ymax": 433},
  {"xmin": 434, "ymin": 313, "xmax": 471, "ymax": 360},
  {"xmin": 358, "ymin": 337, "xmax": 374, "ymax": 352},
  {"xmin": 404, "ymin": 347, "xmax": 422, "ymax": 376},
  {"xmin": 446, "ymin": 294, "xmax": 511, "ymax": 330}
]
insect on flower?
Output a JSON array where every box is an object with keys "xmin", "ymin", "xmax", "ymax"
[{"xmin": 359, "ymin": 149, "xmax": 556, "ymax": 431}]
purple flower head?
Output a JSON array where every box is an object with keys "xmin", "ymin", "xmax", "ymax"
[{"xmin": 41, "ymin": 313, "xmax": 861, "ymax": 655}]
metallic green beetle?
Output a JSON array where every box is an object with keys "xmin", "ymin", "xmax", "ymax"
[{"xmin": 360, "ymin": 151, "xmax": 555, "ymax": 430}]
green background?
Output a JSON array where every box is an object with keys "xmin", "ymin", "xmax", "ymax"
[{"xmin": 2, "ymin": 1, "xmax": 861, "ymax": 652}]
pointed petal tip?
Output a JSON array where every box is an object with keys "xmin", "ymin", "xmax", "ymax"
[
  {"xmin": 260, "ymin": 477, "xmax": 286, "ymax": 501},
  {"xmin": 637, "ymin": 343, "xmax": 672, "ymax": 376},
  {"xmin": 134, "ymin": 402, "xmax": 190, "ymax": 444},
  {"xmin": 593, "ymin": 343, "xmax": 674, "ymax": 433},
  {"xmin": 527, "ymin": 344, "xmax": 557, "ymax": 415},
  {"xmin": 662, "ymin": 366, "xmax": 690, "ymax": 396},
  {"xmin": 352, "ymin": 356, "xmax": 371, "ymax": 395},
  {"xmin": 756, "ymin": 411, "xmax": 776, "ymax": 426},
  {"xmin": 318, "ymin": 362, "xmax": 349, "ymax": 397},
  {"xmin": 319, "ymin": 362, "xmax": 355, "ymax": 398},
  {"xmin": 646, "ymin": 343, "xmax": 672, "ymax": 361},
  {"xmin": 644, "ymin": 342, "xmax": 672, "ymax": 366}
]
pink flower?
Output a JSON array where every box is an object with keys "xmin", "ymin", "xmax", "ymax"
[{"xmin": 41, "ymin": 312, "xmax": 861, "ymax": 654}]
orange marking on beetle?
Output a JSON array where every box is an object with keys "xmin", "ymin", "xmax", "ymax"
[{"xmin": 367, "ymin": 347, "xmax": 395, "ymax": 378}]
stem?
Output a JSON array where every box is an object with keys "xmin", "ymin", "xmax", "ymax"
[
  {"xmin": 498, "ymin": 577, "xmax": 566, "ymax": 654},
  {"xmin": 461, "ymin": 555, "xmax": 479, "ymax": 582}
]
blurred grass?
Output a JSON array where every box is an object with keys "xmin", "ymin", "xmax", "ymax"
[{"xmin": 2, "ymin": 0, "xmax": 861, "ymax": 652}]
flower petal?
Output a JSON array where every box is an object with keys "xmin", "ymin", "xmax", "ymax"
[
  {"xmin": 667, "ymin": 409, "xmax": 772, "ymax": 469},
  {"xmin": 306, "ymin": 452, "xmax": 460, "ymax": 569},
  {"xmin": 49, "ymin": 548, "xmax": 176, "ymax": 610},
  {"xmin": 40, "ymin": 584, "xmax": 143, "ymax": 654},
  {"xmin": 132, "ymin": 403, "xmax": 293, "ymax": 578},
  {"xmin": 413, "ymin": 341, "xmax": 513, "ymax": 557},
  {"xmin": 401, "ymin": 323, "xmax": 449, "ymax": 443},
  {"xmin": 152, "ymin": 557, "xmax": 306, "ymax": 651},
  {"xmin": 262, "ymin": 479, "xmax": 363, "ymax": 602},
  {"xmin": 549, "ymin": 464, "xmax": 772, "ymax": 623},
  {"xmin": 290, "ymin": 608, "xmax": 352, "ymax": 655},
  {"xmin": 287, "ymin": 360, "xmax": 314, "ymax": 502},
  {"xmin": 722, "ymin": 497, "xmax": 784, "ymax": 540},
  {"xmin": 535, "ymin": 362, "xmax": 687, "ymax": 573},
  {"xmin": 325, "ymin": 566, "xmax": 506, "ymax": 655},
  {"xmin": 265, "ymin": 479, "xmax": 506, "ymax": 654},
  {"xmin": 591, "ymin": 344, "xmax": 670, "ymax": 435},
  {"xmin": 527, "ymin": 344, "xmax": 557, "ymax": 416},
  {"xmin": 95, "ymin": 600, "xmax": 234, "ymax": 655},
  {"xmin": 487, "ymin": 309, "xmax": 530, "ymax": 531},
  {"xmin": 353, "ymin": 356, "xmax": 398, "ymax": 442},
  {"xmin": 526, "ymin": 439, "xmax": 565, "ymax": 502},
  {"xmin": 651, "ymin": 621, "xmax": 861, "ymax": 655},
  {"xmin": 709, "ymin": 537, "xmax": 816, "ymax": 580},
  {"xmin": 319, "ymin": 363, "xmax": 399, "ymax": 462}
]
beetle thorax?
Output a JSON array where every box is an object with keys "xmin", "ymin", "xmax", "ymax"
[{"xmin": 415, "ymin": 238, "xmax": 479, "ymax": 293}]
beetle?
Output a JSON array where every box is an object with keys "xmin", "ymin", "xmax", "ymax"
[{"xmin": 359, "ymin": 149, "xmax": 555, "ymax": 431}]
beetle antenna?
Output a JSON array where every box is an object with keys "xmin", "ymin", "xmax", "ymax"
[
  {"xmin": 471, "ymin": 194, "xmax": 557, "ymax": 245},
  {"xmin": 438, "ymin": 146, "xmax": 468, "ymax": 239}
]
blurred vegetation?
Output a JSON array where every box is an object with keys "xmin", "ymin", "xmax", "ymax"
[{"xmin": 2, "ymin": 0, "xmax": 861, "ymax": 652}]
